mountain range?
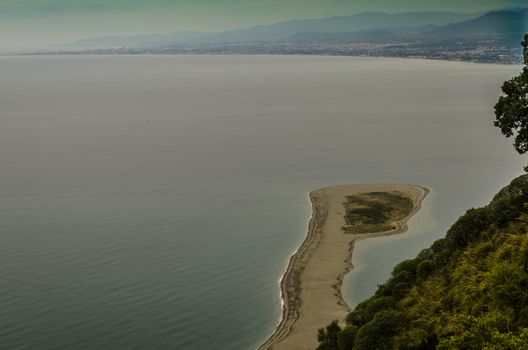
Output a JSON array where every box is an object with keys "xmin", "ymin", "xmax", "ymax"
[
  {"xmin": 66, "ymin": 11, "xmax": 479, "ymax": 48},
  {"xmin": 289, "ymin": 8, "xmax": 527, "ymax": 46},
  {"xmin": 65, "ymin": 9, "xmax": 526, "ymax": 50}
]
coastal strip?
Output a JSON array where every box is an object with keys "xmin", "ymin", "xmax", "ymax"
[{"xmin": 257, "ymin": 184, "xmax": 429, "ymax": 350}]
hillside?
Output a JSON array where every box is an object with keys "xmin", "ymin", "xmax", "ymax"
[
  {"xmin": 428, "ymin": 8, "xmax": 528, "ymax": 47},
  {"xmin": 67, "ymin": 9, "xmax": 526, "ymax": 49},
  {"xmin": 56, "ymin": 8, "xmax": 525, "ymax": 64},
  {"xmin": 431, "ymin": 8, "xmax": 528, "ymax": 37},
  {"xmin": 203, "ymin": 11, "xmax": 476, "ymax": 43},
  {"xmin": 68, "ymin": 11, "xmax": 476, "ymax": 48},
  {"xmin": 291, "ymin": 8, "xmax": 527, "ymax": 48},
  {"xmin": 316, "ymin": 175, "xmax": 528, "ymax": 349}
]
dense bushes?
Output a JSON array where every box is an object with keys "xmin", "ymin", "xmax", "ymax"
[
  {"xmin": 343, "ymin": 191, "xmax": 414, "ymax": 234},
  {"xmin": 353, "ymin": 310, "xmax": 402, "ymax": 350}
]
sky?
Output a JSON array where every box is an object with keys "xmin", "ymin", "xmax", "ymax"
[{"xmin": 0, "ymin": 0, "xmax": 524, "ymax": 50}]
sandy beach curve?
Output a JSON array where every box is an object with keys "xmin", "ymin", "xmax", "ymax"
[{"xmin": 257, "ymin": 184, "xmax": 429, "ymax": 350}]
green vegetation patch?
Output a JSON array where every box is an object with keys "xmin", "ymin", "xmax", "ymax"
[{"xmin": 342, "ymin": 191, "xmax": 414, "ymax": 234}]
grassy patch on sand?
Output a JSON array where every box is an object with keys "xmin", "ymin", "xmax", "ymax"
[{"xmin": 342, "ymin": 191, "xmax": 413, "ymax": 234}]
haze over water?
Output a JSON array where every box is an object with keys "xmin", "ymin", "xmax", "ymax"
[{"xmin": 0, "ymin": 55, "xmax": 523, "ymax": 350}]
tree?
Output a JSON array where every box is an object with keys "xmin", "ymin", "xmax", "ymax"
[
  {"xmin": 316, "ymin": 320, "xmax": 341, "ymax": 350},
  {"xmin": 337, "ymin": 326, "xmax": 358, "ymax": 350},
  {"xmin": 494, "ymin": 34, "xmax": 528, "ymax": 167},
  {"xmin": 353, "ymin": 310, "xmax": 402, "ymax": 350}
]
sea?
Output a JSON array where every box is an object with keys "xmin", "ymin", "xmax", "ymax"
[{"xmin": 0, "ymin": 55, "xmax": 524, "ymax": 350}]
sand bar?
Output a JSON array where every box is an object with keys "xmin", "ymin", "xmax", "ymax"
[{"xmin": 257, "ymin": 184, "xmax": 428, "ymax": 350}]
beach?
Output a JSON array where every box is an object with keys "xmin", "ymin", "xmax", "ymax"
[{"xmin": 257, "ymin": 184, "xmax": 428, "ymax": 350}]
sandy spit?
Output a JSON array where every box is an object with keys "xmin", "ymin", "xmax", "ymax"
[{"xmin": 257, "ymin": 184, "xmax": 429, "ymax": 350}]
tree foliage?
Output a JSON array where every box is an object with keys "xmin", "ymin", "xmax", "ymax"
[
  {"xmin": 494, "ymin": 34, "xmax": 528, "ymax": 160},
  {"xmin": 316, "ymin": 320, "xmax": 342, "ymax": 350}
]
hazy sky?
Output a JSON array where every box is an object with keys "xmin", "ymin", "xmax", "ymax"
[{"xmin": 0, "ymin": 0, "xmax": 523, "ymax": 50}]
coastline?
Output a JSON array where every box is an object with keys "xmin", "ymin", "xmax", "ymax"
[{"xmin": 257, "ymin": 184, "xmax": 429, "ymax": 350}]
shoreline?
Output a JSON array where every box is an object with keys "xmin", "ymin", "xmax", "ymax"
[
  {"xmin": 2, "ymin": 53, "xmax": 518, "ymax": 66},
  {"xmin": 257, "ymin": 184, "xmax": 429, "ymax": 350}
]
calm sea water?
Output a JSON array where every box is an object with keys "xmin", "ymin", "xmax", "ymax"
[{"xmin": 0, "ymin": 55, "xmax": 524, "ymax": 350}]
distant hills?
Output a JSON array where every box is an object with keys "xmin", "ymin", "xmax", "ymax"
[
  {"xmin": 198, "ymin": 11, "xmax": 479, "ymax": 44},
  {"xmin": 46, "ymin": 8, "xmax": 527, "ymax": 64},
  {"xmin": 67, "ymin": 11, "xmax": 480, "ymax": 49},
  {"xmin": 290, "ymin": 8, "xmax": 527, "ymax": 46},
  {"xmin": 431, "ymin": 8, "xmax": 527, "ymax": 37},
  {"xmin": 427, "ymin": 8, "xmax": 528, "ymax": 47}
]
